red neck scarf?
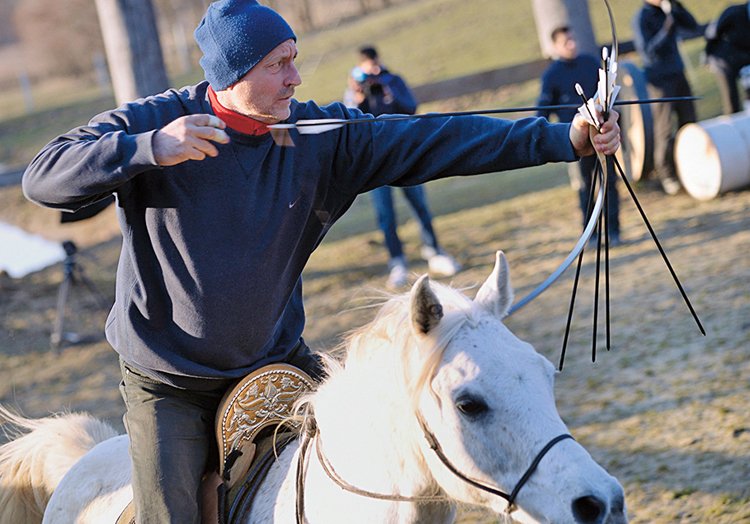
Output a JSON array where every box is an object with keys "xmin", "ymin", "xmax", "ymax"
[{"xmin": 208, "ymin": 86, "xmax": 270, "ymax": 136}]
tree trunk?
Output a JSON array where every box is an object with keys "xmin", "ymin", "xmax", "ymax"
[
  {"xmin": 296, "ymin": 0, "xmax": 314, "ymax": 32},
  {"xmin": 531, "ymin": 0, "xmax": 598, "ymax": 59},
  {"xmin": 95, "ymin": 0, "xmax": 169, "ymax": 105}
]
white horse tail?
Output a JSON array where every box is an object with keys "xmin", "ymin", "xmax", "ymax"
[{"xmin": 0, "ymin": 405, "xmax": 118, "ymax": 524}]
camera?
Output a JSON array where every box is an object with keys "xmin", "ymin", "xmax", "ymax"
[
  {"xmin": 352, "ymin": 67, "xmax": 385, "ymax": 98},
  {"xmin": 362, "ymin": 77, "xmax": 384, "ymax": 98}
]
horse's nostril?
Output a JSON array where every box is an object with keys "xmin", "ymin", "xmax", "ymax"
[{"xmin": 572, "ymin": 495, "xmax": 606, "ymax": 524}]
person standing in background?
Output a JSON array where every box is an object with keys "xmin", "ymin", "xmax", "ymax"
[
  {"xmin": 538, "ymin": 27, "xmax": 621, "ymax": 245},
  {"xmin": 345, "ymin": 46, "xmax": 461, "ymax": 288},
  {"xmin": 633, "ymin": 0, "xmax": 701, "ymax": 196},
  {"xmin": 705, "ymin": 2, "xmax": 750, "ymax": 115}
]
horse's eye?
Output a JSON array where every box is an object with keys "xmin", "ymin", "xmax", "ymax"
[{"xmin": 456, "ymin": 395, "xmax": 488, "ymax": 418}]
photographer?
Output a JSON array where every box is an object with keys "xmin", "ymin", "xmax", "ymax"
[
  {"xmin": 344, "ymin": 46, "xmax": 460, "ymax": 288},
  {"xmin": 346, "ymin": 46, "xmax": 417, "ymax": 116}
]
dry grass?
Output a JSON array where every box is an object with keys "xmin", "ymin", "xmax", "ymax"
[{"xmin": 2, "ymin": 173, "xmax": 748, "ymax": 522}]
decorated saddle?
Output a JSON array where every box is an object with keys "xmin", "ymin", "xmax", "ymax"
[
  {"xmin": 116, "ymin": 363, "xmax": 315, "ymax": 524},
  {"xmin": 217, "ymin": 363, "xmax": 315, "ymax": 488}
]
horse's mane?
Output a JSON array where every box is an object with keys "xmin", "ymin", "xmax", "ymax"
[{"xmin": 297, "ymin": 282, "xmax": 482, "ymax": 424}]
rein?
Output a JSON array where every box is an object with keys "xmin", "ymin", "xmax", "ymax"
[
  {"xmin": 314, "ymin": 429, "xmax": 448, "ymax": 503},
  {"xmin": 294, "ymin": 412, "xmax": 574, "ymax": 522}
]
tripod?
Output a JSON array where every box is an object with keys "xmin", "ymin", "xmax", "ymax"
[{"xmin": 50, "ymin": 240, "xmax": 109, "ymax": 351}]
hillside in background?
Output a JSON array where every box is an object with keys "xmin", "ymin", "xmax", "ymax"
[{"xmin": 0, "ymin": 0, "xmax": 726, "ymax": 169}]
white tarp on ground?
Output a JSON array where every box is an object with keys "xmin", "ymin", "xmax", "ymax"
[{"xmin": 0, "ymin": 222, "xmax": 65, "ymax": 278}]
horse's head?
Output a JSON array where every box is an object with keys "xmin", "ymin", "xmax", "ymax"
[{"xmin": 408, "ymin": 251, "xmax": 627, "ymax": 524}]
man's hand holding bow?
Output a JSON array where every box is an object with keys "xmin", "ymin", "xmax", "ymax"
[{"xmin": 569, "ymin": 110, "xmax": 620, "ymax": 158}]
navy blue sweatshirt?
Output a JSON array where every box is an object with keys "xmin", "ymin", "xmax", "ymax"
[
  {"xmin": 705, "ymin": 3, "xmax": 750, "ymax": 71},
  {"xmin": 633, "ymin": 1, "xmax": 700, "ymax": 87},
  {"xmin": 537, "ymin": 54, "xmax": 600, "ymax": 123},
  {"xmin": 23, "ymin": 81, "xmax": 576, "ymax": 386}
]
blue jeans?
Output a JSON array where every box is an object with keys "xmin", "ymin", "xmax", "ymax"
[{"xmin": 370, "ymin": 185, "xmax": 439, "ymax": 264}]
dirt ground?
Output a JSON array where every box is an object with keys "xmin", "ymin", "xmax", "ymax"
[{"xmin": 1, "ymin": 177, "xmax": 748, "ymax": 522}]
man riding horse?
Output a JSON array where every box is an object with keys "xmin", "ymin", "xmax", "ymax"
[{"xmin": 21, "ymin": 0, "xmax": 620, "ymax": 521}]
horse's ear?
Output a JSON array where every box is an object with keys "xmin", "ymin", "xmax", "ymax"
[
  {"xmin": 475, "ymin": 251, "xmax": 514, "ymax": 319},
  {"xmin": 410, "ymin": 275, "xmax": 444, "ymax": 335}
]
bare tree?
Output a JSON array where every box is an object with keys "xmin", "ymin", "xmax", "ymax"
[
  {"xmin": 295, "ymin": 0, "xmax": 314, "ymax": 32},
  {"xmin": 531, "ymin": 0, "xmax": 598, "ymax": 59},
  {"xmin": 95, "ymin": 0, "xmax": 169, "ymax": 104},
  {"xmin": 0, "ymin": 0, "xmax": 18, "ymax": 45}
]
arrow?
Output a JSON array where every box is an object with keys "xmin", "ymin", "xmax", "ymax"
[{"xmin": 268, "ymin": 97, "xmax": 700, "ymax": 136}]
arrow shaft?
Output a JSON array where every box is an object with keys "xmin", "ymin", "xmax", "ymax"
[{"xmin": 289, "ymin": 97, "xmax": 701, "ymax": 130}]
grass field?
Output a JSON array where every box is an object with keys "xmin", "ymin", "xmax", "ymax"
[{"xmin": 2, "ymin": 180, "xmax": 748, "ymax": 523}]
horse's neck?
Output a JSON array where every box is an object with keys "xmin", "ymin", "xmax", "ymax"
[{"xmin": 304, "ymin": 345, "xmax": 453, "ymax": 522}]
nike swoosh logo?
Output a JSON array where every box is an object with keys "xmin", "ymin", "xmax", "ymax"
[{"xmin": 289, "ymin": 197, "xmax": 300, "ymax": 209}]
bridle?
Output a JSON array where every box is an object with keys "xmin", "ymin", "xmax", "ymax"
[
  {"xmin": 415, "ymin": 411, "xmax": 574, "ymax": 511},
  {"xmin": 295, "ymin": 410, "xmax": 574, "ymax": 523},
  {"xmin": 294, "ymin": 282, "xmax": 577, "ymax": 523}
]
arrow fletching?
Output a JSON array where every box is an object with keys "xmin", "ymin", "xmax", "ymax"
[{"xmin": 269, "ymin": 118, "xmax": 347, "ymax": 135}]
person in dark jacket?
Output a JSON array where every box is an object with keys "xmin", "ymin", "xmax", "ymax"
[
  {"xmin": 21, "ymin": 1, "xmax": 621, "ymax": 521},
  {"xmin": 633, "ymin": 0, "xmax": 700, "ymax": 195},
  {"xmin": 345, "ymin": 46, "xmax": 461, "ymax": 288},
  {"xmin": 705, "ymin": 2, "xmax": 750, "ymax": 115},
  {"xmin": 538, "ymin": 26, "xmax": 621, "ymax": 245}
]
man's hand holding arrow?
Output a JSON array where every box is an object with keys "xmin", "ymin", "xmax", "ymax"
[{"xmin": 569, "ymin": 110, "xmax": 620, "ymax": 158}]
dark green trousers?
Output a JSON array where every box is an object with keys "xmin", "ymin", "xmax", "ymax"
[
  {"xmin": 119, "ymin": 343, "xmax": 324, "ymax": 523},
  {"xmin": 120, "ymin": 360, "xmax": 229, "ymax": 523}
]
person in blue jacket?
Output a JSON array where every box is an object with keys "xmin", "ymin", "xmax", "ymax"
[
  {"xmin": 538, "ymin": 26, "xmax": 621, "ymax": 246},
  {"xmin": 633, "ymin": 0, "xmax": 701, "ymax": 195},
  {"xmin": 705, "ymin": 2, "xmax": 750, "ymax": 115},
  {"xmin": 21, "ymin": 0, "xmax": 621, "ymax": 521},
  {"xmin": 345, "ymin": 46, "xmax": 461, "ymax": 288}
]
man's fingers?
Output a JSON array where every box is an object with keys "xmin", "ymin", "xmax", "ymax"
[
  {"xmin": 154, "ymin": 114, "xmax": 229, "ymax": 166},
  {"xmin": 595, "ymin": 134, "xmax": 620, "ymax": 155},
  {"xmin": 586, "ymin": 109, "xmax": 620, "ymax": 156},
  {"xmin": 189, "ymin": 138, "xmax": 220, "ymax": 159},
  {"xmin": 191, "ymin": 125, "xmax": 230, "ymax": 144},
  {"xmin": 599, "ymin": 110, "xmax": 619, "ymax": 133},
  {"xmin": 187, "ymin": 115, "xmax": 230, "ymax": 144},
  {"xmin": 188, "ymin": 113, "xmax": 226, "ymax": 130},
  {"xmin": 185, "ymin": 114, "xmax": 230, "ymax": 144}
]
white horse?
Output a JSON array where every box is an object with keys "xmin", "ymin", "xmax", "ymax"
[{"xmin": 0, "ymin": 252, "xmax": 627, "ymax": 524}]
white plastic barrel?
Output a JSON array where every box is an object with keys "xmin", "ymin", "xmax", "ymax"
[{"xmin": 674, "ymin": 112, "xmax": 750, "ymax": 200}]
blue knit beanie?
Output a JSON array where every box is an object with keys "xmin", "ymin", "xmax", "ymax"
[{"xmin": 195, "ymin": 0, "xmax": 296, "ymax": 90}]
